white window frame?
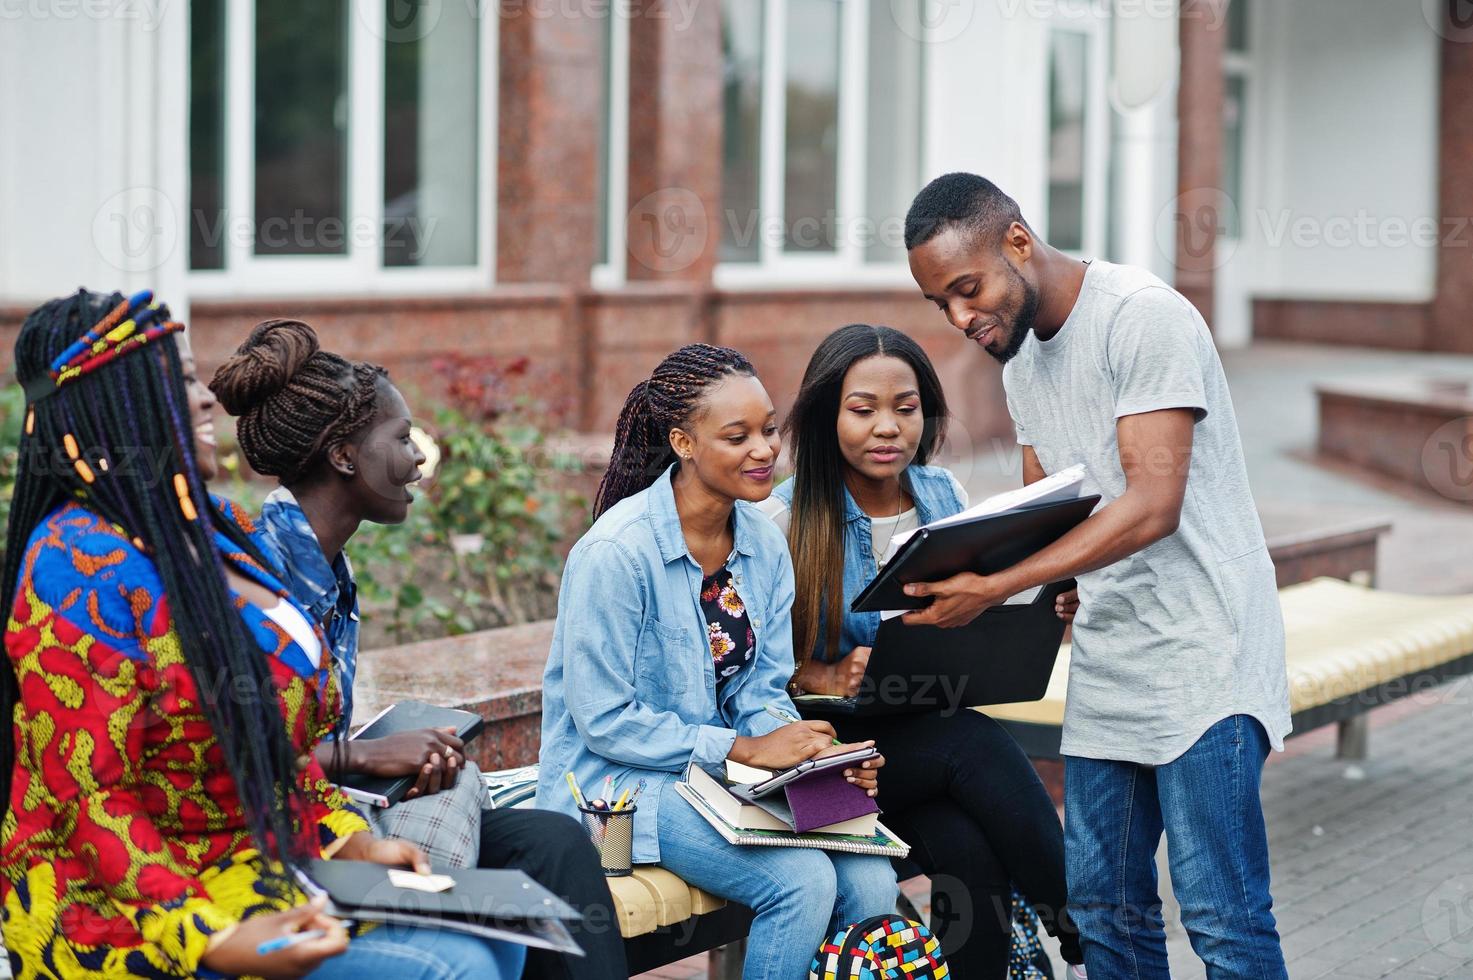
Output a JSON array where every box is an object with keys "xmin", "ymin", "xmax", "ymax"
[
  {"xmin": 1221, "ymin": 15, "xmax": 1253, "ymax": 243},
  {"xmin": 188, "ymin": 0, "xmax": 497, "ymax": 298},
  {"xmin": 591, "ymin": 7, "xmax": 631, "ymax": 289},
  {"xmin": 713, "ymin": 0, "xmax": 922, "ymax": 290},
  {"xmin": 1042, "ymin": 8, "xmax": 1111, "ymax": 261}
]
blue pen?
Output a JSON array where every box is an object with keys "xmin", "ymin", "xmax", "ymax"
[{"xmin": 257, "ymin": 929, "xmax": 326, "ymax": 955}]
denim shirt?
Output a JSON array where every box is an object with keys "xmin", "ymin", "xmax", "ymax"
[
  {"xmin": 535, "ymin": 465, "xmax": 797, "ymax": 863},
  {"xmin": 257, "ymin": 486, "xmax": 361, "ymax": 732},
  {"xmin": 770, "ymin": 464, "xmax": 966, "ymax": 663}
]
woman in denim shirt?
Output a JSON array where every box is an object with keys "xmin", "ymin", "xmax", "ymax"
[
  {"xmin": 758, "ymin": 324, "xmax": 1086, "ymax": 978},
  {"xmin": 537, "ymin": 344, "xmax": 898, "ymax": 980}
]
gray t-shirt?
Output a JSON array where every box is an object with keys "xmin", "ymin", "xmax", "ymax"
[{"xmin": 1003, "ymin": 260, "xmax": 1291, "ymax": 765}]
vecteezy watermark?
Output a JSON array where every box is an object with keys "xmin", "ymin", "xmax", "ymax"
[
  {"xmin": 626, "ymin": 187, "xmax": 708, "ymax": 274},
  {"xmin": 1256, "ymin": 210, "xmax": 1473, "ymax": 251},
  {"xmin": 1156, "ymin": 187, "xmax": 1240, "ymax": 271},
  {"xmin": 191, "ymin": 208, "xmax": 441, "ymax": 262},
  {"xmin": 0, "ymin": 0, "xmax": 172, "ymax": 29},
  {"xmin": 1421, "ymin": 416, "xmax": 1473, "ymax": 504},
  {"xmin": 1423, "ymin": 0, "xmax": 1473, "ymax": 44},
  {"xmin": 889, "ymin": 0, "xmax": 975, "ymax": 44},
  {"xmin": 995, "ymin": 0, "xmax": 1227, "ymax": 31},
  {"xmin": 1422, "ymin": 875, "xmax": 1473, "ymax": 956},
  {"xmin": 93, "ymin": 186, "xmax": 179, "ymax": 274}
]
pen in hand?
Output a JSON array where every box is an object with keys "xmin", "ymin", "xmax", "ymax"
[
  {"xmin": 763, "ymin": 703, "xmax": 842, "ymax": 745},
  {"xmin": 257, "ymin": 929, "xmax": 325, "ymax": 955}
]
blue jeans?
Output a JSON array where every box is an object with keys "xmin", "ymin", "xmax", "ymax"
[
  {"xmin": 657, "ymin": 781, "xmax": 898, "ymax": 980},
  {"xmin": 306, "ymin": 923, "xmax": 526, "ymax": 979},
  {"xmin": 1065, "ymin": 715, "xmax": 1287, "ymax": 980}
]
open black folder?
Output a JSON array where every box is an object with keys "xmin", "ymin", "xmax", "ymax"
[
  {"xmin": 849, "ymin": 494, "xmax": 1100, "ymax": 613},
  {"xmin": 796, "ymin": 579, "xmax": 1075, "ymax": 717},
  {"xmin": 306, "ymin": 859, "xmax": 585, "ymax": 955}
]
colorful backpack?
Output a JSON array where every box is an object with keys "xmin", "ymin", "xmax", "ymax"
[{"xmin": 809, "ymin": 915, "xmax": 948, "ymax": 979}]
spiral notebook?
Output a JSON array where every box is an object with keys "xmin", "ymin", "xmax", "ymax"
[{"xmin": 675, "ymin": 782, "xmax": 909, "ymax": 858}]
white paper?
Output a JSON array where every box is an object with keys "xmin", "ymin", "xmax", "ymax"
[
  {"xmin": 388, "ymin": 869, "xmax": 456, "ymax": 893},
  {"xmin": 878, "ymin": 465, "xmax": 1086, "ymax": 620}
]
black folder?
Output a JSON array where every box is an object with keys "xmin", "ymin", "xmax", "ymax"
[
  {"xmin": 795, "ymin": 579, "xmax": 1074, "ymax": 718},
  {"xmin": 306, "ymin": 859, "xmax": 585, "ymax": 955},
  {"xmin": 849, "ymin": 495, "xmax": 1100, "ymax": 613},
  {"xmin": 338, "ymin": 701, "xmax": 486, "ymax": 807}
]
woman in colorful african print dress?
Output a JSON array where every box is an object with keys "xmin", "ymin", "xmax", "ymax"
[{"xmin": 0, "ymin": 290, "xmax": 523, "ymax": 979}]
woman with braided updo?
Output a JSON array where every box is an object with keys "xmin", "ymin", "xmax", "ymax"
[
  {"xmin": 1, "ymin": 290, "xmax": 521, "ymax": 978},
  {"xmin": 212, "ymin": 319, "xmax": 627, "ymax": 980},
  {"xmin": 536, "ymin": 344, "xmax": 899, "ymax": 980}
]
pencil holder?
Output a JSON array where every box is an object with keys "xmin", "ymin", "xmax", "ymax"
[{"xmin": 578, "ymin": 804, "xmax": 636, "ymax": 877}]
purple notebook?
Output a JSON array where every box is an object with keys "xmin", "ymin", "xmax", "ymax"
[{"xmin": 783, "ymin": 765, "xmax": 879, "ymax": 834}]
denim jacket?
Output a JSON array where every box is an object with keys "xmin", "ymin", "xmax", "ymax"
[
  {"xmin": 770, "ymin": 464, "xmax": 966, "ymax": 663},
  {"xmin": 535, "ymin": 465, "xmax": 797, "ymax": 863},
  {"xmin": 257, "ymin": 486, "xmax": 361, "ymax": 732}
]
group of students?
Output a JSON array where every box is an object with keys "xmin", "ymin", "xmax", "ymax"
[{"xmin": 1, "ymin": 172, "xmax": 1291, "ymax": 980}]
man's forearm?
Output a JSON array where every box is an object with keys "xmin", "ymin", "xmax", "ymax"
[{"xmin": 993, "ymin": 492, "xmax": 1177, "ymax": 598}]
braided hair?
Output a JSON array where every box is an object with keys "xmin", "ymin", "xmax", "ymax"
[
  {"xmin": 593, "ymin": 344, "xmax": 755, "ymax": 518},
  {"xmin": 1, "ymin": 290, "xmax": 310, "ymax": 884},
  {"xmin": 209, "ymin": 319, "xmax": 387, "ymax": 484}
]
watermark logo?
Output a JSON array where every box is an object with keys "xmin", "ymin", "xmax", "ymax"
[
  {"xmin": 1157, "ymin": 187, "xmax": 1239, "ymax": 270},
  {"xmin": 1421, "ymin": 416, "xmax": 1473, "ymax": 503},
  {"xmin": 890, "ymin": 0, "xmax": 974, "ymax": 44},
  {"xmin": 1424, "ymin": 0, "xmax": 1473, "ymax": 44},
  {"xmin": 362, "ymin": 0, "xmax": 442, "ymax": 43},
  {"xmin": 1423, "ymin": 875, "xmax": 1473, "ymax": 956},
  {"xmin": 626, "ymin": 187, "xmax": 707, "ymax": 274},
  {"xmin": 0, "ymin": 0, "xmax": 171, "ymax": 30},
  {"xmin": 93, "ymin": 186, "xmax": 178, "ymax": 274}
]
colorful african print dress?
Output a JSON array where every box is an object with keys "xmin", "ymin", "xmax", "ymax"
[{"xmin": 1, "ymin": 498, "xmax": 370, "ymax": 979}]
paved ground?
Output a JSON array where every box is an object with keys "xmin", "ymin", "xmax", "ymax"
[{"xmin": 638, "ymin": 341, "xmax": 1473, "ymax": 978}]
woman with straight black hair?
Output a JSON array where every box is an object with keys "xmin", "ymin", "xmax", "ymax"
[
  {"xmin": 758, "ymin": 323, "xmax": 1087, "ymax": 978},
  {"xmin": 1, "ymin": 289, "xmax": 522, "ymax": 979}
]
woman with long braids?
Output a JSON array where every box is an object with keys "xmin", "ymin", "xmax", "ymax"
[
  {"xmin": 211, "ymin": 318, "xmax": 627, "ymax": 980},
  {"xmin": 536, "ymin": 344, "xmax": 898, "ymax": 980},
  {"xmin": 0, "ymin": 290, "xmax": 523, "ymax": 979},
  {"xmin": 757, "ymin": 323, "xmax": 1086, "ymax": 978}
]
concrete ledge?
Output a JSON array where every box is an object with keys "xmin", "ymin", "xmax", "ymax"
[{"xmin": 358, "ymin": 523, "xmax": 1392, "ymax": 772}]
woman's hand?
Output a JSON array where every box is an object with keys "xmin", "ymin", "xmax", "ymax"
[
  {"xmin": 730, "ymin": 721, "xmax": 838, "ymax": 770},
  {"xmin": 819, "ymin": 741, "xmax": 884, "ymax": 798},
  {"xmin": 1055, "ymin": 588, "xmax": 1080, "ymax": 623},
  {"xmin": 199, "ymin": 895, "xmax": 348, "ymax": 979},
  {"xmin": 334, "ymin": 832, "xmax": 432, "ymax": 874},
  {"xmin": 343, "ymin": 727, "xmax": 464, "ymax": 799},
  {"xmin": 794, "ymin": 647, "xmax": 871, "ymax": 697}
]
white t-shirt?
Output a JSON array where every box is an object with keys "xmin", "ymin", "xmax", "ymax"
[{"xmin": 1003, "ymin": 260, "xmax": 1291, "ymax": 765}]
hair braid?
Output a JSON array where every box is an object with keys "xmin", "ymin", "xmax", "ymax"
[
  {"xmin": 211, "ymin": 319, "xmax": 387, "ymax": 483},
  {"xmin": 2, "ymin": 290, "xmax": 310, "ymax": 888},
  {"xmin": 593, "ymin": 344, "xmax": 755, "ymax": 518}
]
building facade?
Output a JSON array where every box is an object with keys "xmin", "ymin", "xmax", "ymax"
[{"xmin": 1, "ymin": 0, "xmax": 1468, "ymax": 448}]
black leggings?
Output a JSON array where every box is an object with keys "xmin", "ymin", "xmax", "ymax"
[{"xmin": 832, "ymin": 710, "xmax": 1084, "ymax": 977}]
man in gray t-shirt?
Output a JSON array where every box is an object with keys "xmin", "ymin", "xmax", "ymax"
[{"xmin": 901, "ymin": 173, "xmax": 1290, "ymax": 980}]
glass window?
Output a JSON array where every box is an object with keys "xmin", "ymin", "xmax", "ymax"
[
  {"xmin": 865, "ymin": 0, "xmax": 924, "ymax": 264},
  {"xmin": 1046, "ymin": 30, "xmax": 1088, "ymax": 252},
  {"xmin": 1222, "ymin": 73, "xmax": 1245, "ymax": 239},
  {"xmin": 783, "ymin": 0, "xmax": 841, "ymax": 253},
  {"xmin": 189, "ymin": 0, "xmax": 225, "ymax": 271},
  {"xmin": 253, "ymin": 0, "xmax": 348, "ymax": 256},
  {"xmin": 1226, "ymin": 0, "xmax": 1248, "ymax": 54},
  {"xmin": 720, "ymin": 2, "xmax": 764, "ymax": 262},
  {"xmin": 382, "ymin": 0, "xmax": 479, "ymax": 267}
]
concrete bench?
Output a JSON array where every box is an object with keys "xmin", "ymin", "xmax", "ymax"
[{"xmin": 981, "ymin": 577, "xmax": 1473, "ymax": 760}]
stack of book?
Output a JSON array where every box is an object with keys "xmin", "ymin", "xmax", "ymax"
[{"xmin": 677, "ymin": 759, "xmax": 909, "ymax": 858}]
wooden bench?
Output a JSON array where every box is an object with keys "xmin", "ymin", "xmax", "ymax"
[{"xmin": 981, "ymin": 577, "xmax": 1473, "ymax": 761}]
